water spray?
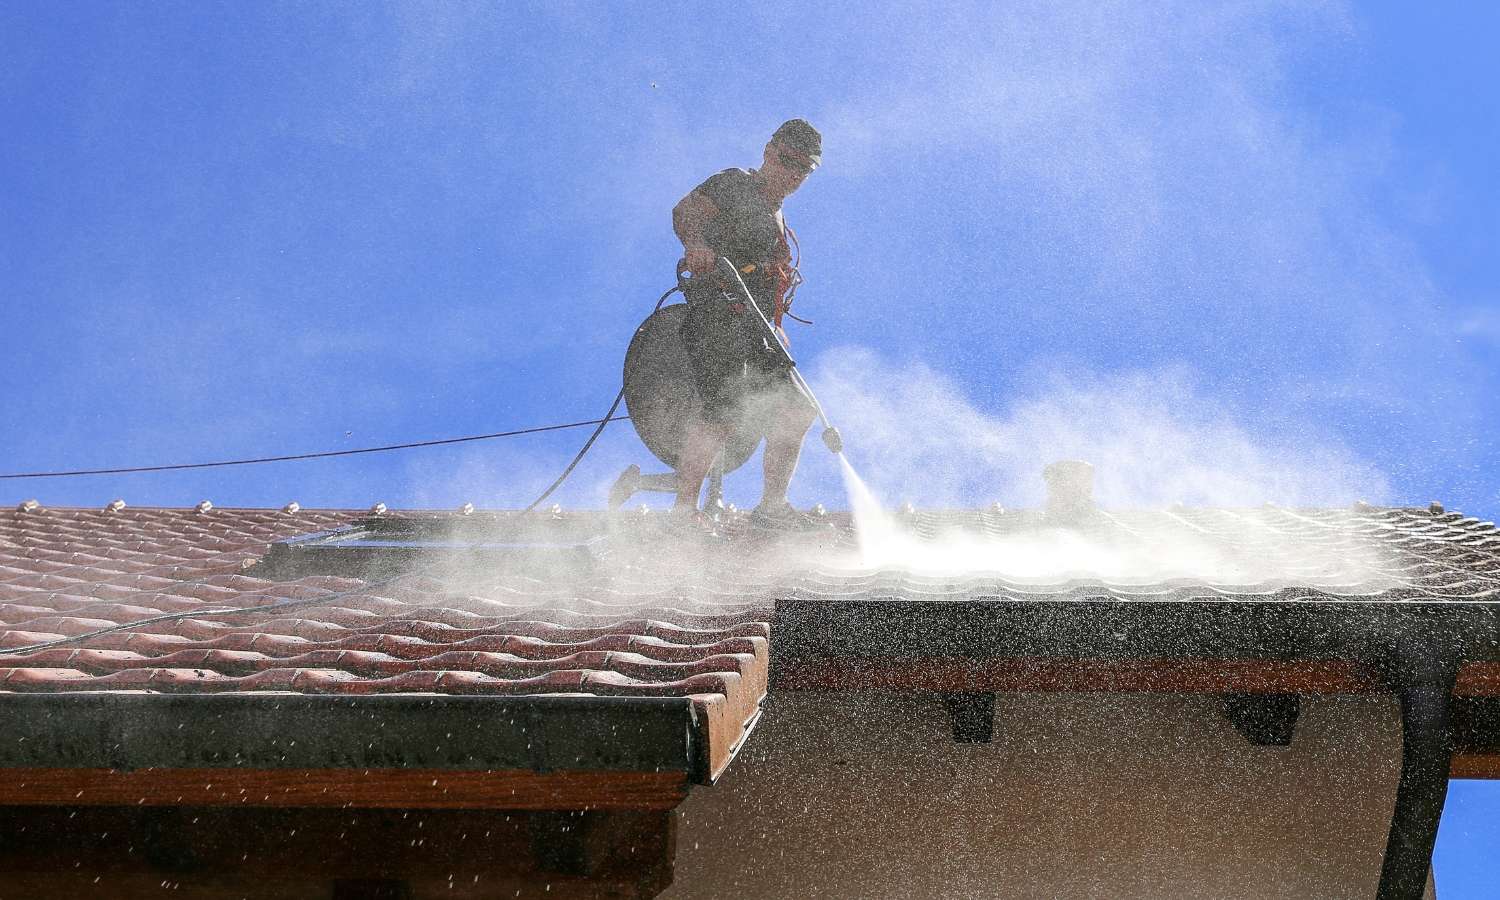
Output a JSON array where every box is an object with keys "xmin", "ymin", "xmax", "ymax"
[{"xmin": 713, "ymin": 257, "xmax": 844, "ymax": 456}]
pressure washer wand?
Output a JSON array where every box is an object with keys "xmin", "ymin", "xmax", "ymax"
[{"xmin": 714, "ymin": 257, "xmax": 843, "ymax": 455}]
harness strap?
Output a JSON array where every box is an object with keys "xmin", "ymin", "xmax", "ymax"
[
  {"xmin": 688, "ymin": 219, "xmax": 811, "ymax": 327},
  {"xmin": 766, "ymin": 221, "xmax": 810, "ymax": 328}
]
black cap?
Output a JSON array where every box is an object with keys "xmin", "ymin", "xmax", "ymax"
[{"xmin": 771, "ymin": 118, "xmax": 821, "ymax": 169}]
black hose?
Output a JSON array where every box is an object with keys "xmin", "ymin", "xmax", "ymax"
[
  {"xmin": 521, "ymin": 282, "xmax": 682, "ymax": 512},
  {"xmin": 521, "ymin": 388, "xmax": 628, "ymax": 513}
]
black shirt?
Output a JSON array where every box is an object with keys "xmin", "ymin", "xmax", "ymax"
[{"xmin": 694, "ymin": 168, "xmax": 790, "ymax": 295}]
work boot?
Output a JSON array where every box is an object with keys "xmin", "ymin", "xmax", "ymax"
[
  {"xmin": 608, "ymin": 465, "xmax": 642, "ymax": 510},
  {"xmin": 748, "ymin": 500, "xmax": 820, "ymax": 532}
]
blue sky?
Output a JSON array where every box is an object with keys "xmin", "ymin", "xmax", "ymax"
[
  {"xmin": 2, "ymin": 0, "xmax": 1497, "ymax": 890},
  {"xmin": 3, "ymin": 1, "xmax": 1496, "ymax": 517}
]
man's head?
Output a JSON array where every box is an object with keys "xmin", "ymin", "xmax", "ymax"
[{"xmin": 761, "ymin": 118, "xmax": 821, "ymax": 198}]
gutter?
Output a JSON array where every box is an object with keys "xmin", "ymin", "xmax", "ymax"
[
  {"xmin": 0, "ymin": 693, "xmax": 752, "ymax": 809},
  {"xmin": 0, "ymin": 693, "xmax": 699, "ymax": 773}
]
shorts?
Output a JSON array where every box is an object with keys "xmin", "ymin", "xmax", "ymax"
[{"xmin": 679, "ymin": 285, "xmax": 807, "ymax": 427}]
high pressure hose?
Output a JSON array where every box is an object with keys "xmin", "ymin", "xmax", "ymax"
[{"xmin": 521, "ymin": 282, "xmax": 682, "ymax": 512}]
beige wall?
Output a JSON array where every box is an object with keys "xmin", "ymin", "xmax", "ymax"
[{"xmin": 667, "ymin": 692, "xmax": 1439, "ymax": 899}]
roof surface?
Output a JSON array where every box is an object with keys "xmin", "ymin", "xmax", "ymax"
[
  {"xmin": 2, "ymin": 501, "xmax": 1497, "ymax": 778},
  {"xmin": 3, "ymin": 504, "xmax": 1498, "ymax": 676},
  {"xmin": 0, "ymin": 507, "xmax": 764, "ymax": 685},
  {"xmin": 0, "ymin": 505, "xmax": 775, "ymax": 782}
]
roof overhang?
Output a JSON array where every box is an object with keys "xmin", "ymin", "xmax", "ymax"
[
  {"xmin": 770, "ymin": 596, "xmax": 1500, "ymax": 674},
  {"xmin": 0, "ymin": 692, "xmax": 761, "ymax": 810}
]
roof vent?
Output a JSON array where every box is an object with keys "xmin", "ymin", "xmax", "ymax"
[
  {"xmin": 1354, "ymin": 500, "xmax": 1373, "ymax": 513},
  {"xmin": 282, "ymin": 501, "xmax": 301, "ymax": 515},
  {"xmin": 1429, "ymin": 500, "xmax": 1445, "ymax": 515},
  {"xmin": 194, "ymin": 500, "xmax": 213, "ymax": 514},
  {"xmin": 103, "ymin": 499, "xmax": 126, "ymax": 514},
  {"xmin": 458, "ymin": 502, "xmax": 475, "ymax": 516},
  {"xmin": 990, "ymin": 502, "xmax": 1006, "ymax": 514},
  {"xmin": 369, "ymin": 502, "xmax": 387, "ymax": 516},
  {"xmin": 16, "ymin": 499, "xmax": 40, "ymax": 514},
  {"xmin": 1043, "ymin": 460, "xmax": 1094, "ymax": 523}
]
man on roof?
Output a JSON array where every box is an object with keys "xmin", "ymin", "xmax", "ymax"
[{"xmin": 671, "ymin": 118, "xmax": 822, "ymax": 530}]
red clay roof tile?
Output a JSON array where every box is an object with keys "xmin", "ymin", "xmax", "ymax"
[
  {"xmin": 0, "ymin": 504, "xmax": 774, "ymax": 780},
  {"xmin": 3, "ymin": 502, "xmax": 1497, "ymax": 781}
]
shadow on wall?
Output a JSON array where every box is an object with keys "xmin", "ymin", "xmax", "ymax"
[{"xmin": 666, "ymin": 692, "xmax": 1425, "ymax": 900}]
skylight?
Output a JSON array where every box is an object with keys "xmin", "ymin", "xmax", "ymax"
[{"xmin": 258, "ymin": 514, "xmax": 605, "ymax": 579}]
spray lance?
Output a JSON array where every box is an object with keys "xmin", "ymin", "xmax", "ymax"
[{"xmin": 713, "ymin": 256, "xmax": 843, "ymax": 455}]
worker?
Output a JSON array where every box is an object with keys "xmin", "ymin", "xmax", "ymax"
[{"xmin": 671, "ymin": 118, "xmax": 822, "ymax": 530}]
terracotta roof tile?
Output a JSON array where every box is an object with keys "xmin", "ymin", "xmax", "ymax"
[
  {"xmin": 0, "ymin": 506, "xmax": 773, "ymax": 779},
  {"xmin": 2, "ymin": 503, "xmax": 1496, "ymax": 778}
]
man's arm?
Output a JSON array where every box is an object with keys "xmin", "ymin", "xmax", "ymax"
[{"xmin": 673, "ymin": 189, "xmax": 719, "ymax": 277}]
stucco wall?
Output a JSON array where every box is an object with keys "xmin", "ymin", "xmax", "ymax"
[{"xmin": 666, "ymin": 692, "xmax": 1438, "ymax": 899}]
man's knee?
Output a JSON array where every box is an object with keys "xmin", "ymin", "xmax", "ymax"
[
  {"xmin": 772, "ymin": 393, "xmax": 816, "ymax": 435},
  {"xmin": 786, "ymin": 381, "xmax": 817, "ymax": 424}
]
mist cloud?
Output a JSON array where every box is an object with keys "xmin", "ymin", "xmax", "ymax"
[{"xmin": 811, "ymin": 346, "xmax": 1389, "ymax": 510}]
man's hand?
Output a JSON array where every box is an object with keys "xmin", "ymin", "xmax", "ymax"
[
  {"xmin": 673, "ymin": 190, "xmax": 719, "ymax": 278},
  {"xmin": 684, "ymin": 246, "xmax": 717, "ymax": 279}
]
